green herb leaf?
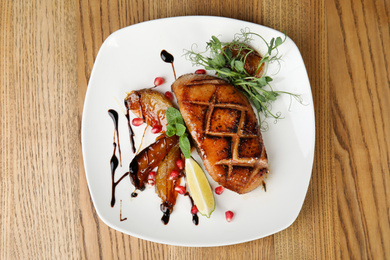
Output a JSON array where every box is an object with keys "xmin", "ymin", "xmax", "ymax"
[
  {"xmin": 176, "ymin": 123, "xmax": 186, "ymax": 136},
  {"xmin": 265, "ymin": 76, "xmax": 273, "ymax": 83},
  {"xmin": 275, "ymin": 37, "xmax": 283, "ymax": 47},
  {"xmin": 166, "ymin": 108, "xmax": 192, "ymax": 156},
  {"xmin": 166, "ymin": 124, "xmax": 176, "ymax": 137},
  {"xmin": 211, "ymin": 53, "xmax": 225, "ymax": 67},
  {"xmin": 184, "ymin": 29, "xmax": 301, "ymax": 123},
  {"xmin": 224, "ymin": 48, "xmax": 232, "ymax": 59},
  {"xmin": 166, "ymin": 107, "xmax": 184, "ymax": 125},
  {"xmin": 211, "ymin": 35, "xmax": 221, "ymax": 45},
  {"xmin": 179, "ymin": 134, "xmax": 191, "ymax": 159},
  {"xmin": 234, "ymin": 60, "xmax": 245, "ymax": 73}
]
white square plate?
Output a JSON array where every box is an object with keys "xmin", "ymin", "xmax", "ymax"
[{"xmin": 81, "ymin": 16, "xmax": 315, "ymax": 247}]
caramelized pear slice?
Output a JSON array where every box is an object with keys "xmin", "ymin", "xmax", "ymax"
[
  {"xmin": 125, "ymin": 89, "xmax": 173, "ymax": 132},
  {"xmin": 155, "ymin": 144, "xmax": 183, "ymax": 215},
  {"xmin": 129, "ymin": 135, "xmax": 178, "ymax": 190}
]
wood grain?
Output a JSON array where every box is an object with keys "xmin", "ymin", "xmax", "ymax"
[
  {"xmin": 1, "ymin": 0, "xmax": 389, "ymax": 259},
  {"xmin": 2, "ymin": 1, "xmax": 80, "ymax": 259},
  {"xmin": 327, "ymin": 0, "xmax": 390, "ymax": 259}
]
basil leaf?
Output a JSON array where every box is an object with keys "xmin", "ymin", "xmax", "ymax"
[
  {"xmin": 179, "ymin": 135, "xmax": 191, "ymax": 159},
  {"xmin": 176, "ymin": 123, "xmax": 186, "ymax": 136},
  {"xmin": 166, "ymin": 124, "xmax": 176, "ymax": 137},
  {"xmin": 166, "ymin": 107, "xmax": 184, "ymax": 125}
]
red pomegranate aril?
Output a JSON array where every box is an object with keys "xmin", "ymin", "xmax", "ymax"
[
  {"xmin": 151, "ymin": 124, "xmax": 162, "ymax": 134},
  {"xmin": 165, "ymin": 91, "xmax": 174, "ymax": 101},
  {"xmin": 147, "ymin": 171, "xmax": 156, "ymax": 186},
  {"xmin": 215, "ymin": 186, "xmax": 224, "ymax": 195},
  {"xmin": 132, "ymin": 118, "xmax": 144, "ymax": 126},
  {"xmin": 154, "ymin": 77, "xmax": 164, "ymax": 86},
  {"xmin": 176, "ymin": 159, "xmax": 184, "ymax": 170},
  {"xmin": 195, "ymin": 69, "xmax": 206, "ymax": 74},
  {"xmin": 225, "ymin": 211, "xmax": 234, "ymax": 222},
  {"xmin": 148, "ymin": 171, "xmax": 156, "ymax": 179},
  {"xmin": 175, "ymin": 185, "xmax": 186, "ymax": 195},
  {"xmin": 191, "ymin": 205, "xmax": 198, "ymax": 214},
  {"xmin": 169, "ymin": 170, "xmax": 179, "ymax": 180}
]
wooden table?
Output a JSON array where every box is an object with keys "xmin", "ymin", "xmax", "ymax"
[{"xmin": 1, "ymin": 0, "xmax": 389, "ymax": 259}]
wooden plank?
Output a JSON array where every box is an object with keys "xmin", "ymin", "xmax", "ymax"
[
  {"xmin": 261, "ymin": 1, "xmax": 337, "ymax": 259},
  {"xmin": 327, "ymin": 0, "xmax": 390, "ymax": 259},
  {"xmin": 3, "ymin": 0, "xmax": 80, "ymax": 259},
  {"xmin": 0, "ymin": 1, "xmax": 14, "ymax": 259}
]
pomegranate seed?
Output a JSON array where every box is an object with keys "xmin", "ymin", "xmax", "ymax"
[
  {"xmin": 195, "ymin": 69, "xmax": 206, "ymax": 74},
  {"xmin": 176, "ymin": 159, "xmax": 184, "ymax": 170},
  {"xmin": 148, "ymin": 171, "xmax": 156, "ymax": 179},
  {"xmin": 132, "ymin": 118, "xmax": 144, "ymax": 126},
  {"xmin": 154, "ymin": 77, "xmax": 164, "ymax": 86},
  {"xmin": 147, "ymin": 171, "xmax": 156, "ymax": 186},
  {"xmin": 164, "ymin": 91, "xmax": 174, "ymax": 101},
  {"xmin": 175, "ymin": 185, "xmax": 186, "ymax": 195},
  {"xmin": 225, "ymin": 211, "xmax": 234, "ymax": 222},
  {"xmin": 215, "ymin": 186, "xmax": 224, "ymax": 195},
  {"xmin": 191, "ymin": 205, "xmax": 198, "ymax": 214},
  {"xmin": 151, "ymin": 124, "xmax": 162, "ymax": 134},
  {"xmin": 169, "ymin": 170, "xmax": 179, "ymax": 180}
]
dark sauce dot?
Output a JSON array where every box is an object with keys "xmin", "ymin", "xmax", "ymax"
[
  {"xmin": 161, "ymin": 50, "xmax": 174, "ymax": 63},
  {"xmin": 161, "ymin": 213, "xmax": 170, "ymax": 225},
  {"xmin": 192, "ymin": 214, "xmax": 199, "ymax": 225},
  {"xmin": 160, "ymin": 202, "xmax": 172, "ymax": 225},
  {"xmin": 131, "ymin": 192, "xmax": 138, "ymax": 198}
]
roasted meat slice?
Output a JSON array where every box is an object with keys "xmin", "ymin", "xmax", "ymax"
[{"xmin": 172, "ymin": 74, "xmax": 268, "ymax": 194}]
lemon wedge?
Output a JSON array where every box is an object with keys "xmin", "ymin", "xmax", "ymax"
[{"xmin": 185, "ymin": 157, "xmax": 215, "ymax": 217}]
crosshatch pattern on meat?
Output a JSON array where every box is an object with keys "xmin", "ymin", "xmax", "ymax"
[{"xmin": 174, "ymin": 74, "xmax": 269, "ymax": 193}]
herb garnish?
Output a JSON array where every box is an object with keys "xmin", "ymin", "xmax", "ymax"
[
  {"xmin": 185, "ymin": 29, "xmax": 302, "ymax": 125},
  {"xmin": 166, "ymin": 107, "xmax": 191, "ymax": 158}
]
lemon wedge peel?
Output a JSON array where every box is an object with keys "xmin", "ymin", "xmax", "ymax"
[{"xmin": 185, "ymin": 157, "xmax": 215, "ymax": 218}]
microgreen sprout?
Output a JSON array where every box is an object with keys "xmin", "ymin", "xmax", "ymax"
[{"xmin": 185, "ymin": 29, "xmax": 303, "ymax": 128}]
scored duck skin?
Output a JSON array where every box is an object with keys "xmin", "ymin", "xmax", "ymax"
[{"xmin": 172, "ymin": 74, "xmax": 268, "ymax": 194}]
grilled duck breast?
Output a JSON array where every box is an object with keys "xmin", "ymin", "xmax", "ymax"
[{"xmin": 172, "ymin": 74, "xmax": 268, "ymax": 194}]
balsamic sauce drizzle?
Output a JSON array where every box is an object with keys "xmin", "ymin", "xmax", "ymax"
[
  {"xmin": 108, "ymin": 109, "xmax": 130, "ymax": 207},
  {"xmin": 108, "ymin": 109, "xmax": 122, "ymax": 166},
  {"xmin": 125, "ymin": 109, "xmax": 136, "ymax": 154},
  {"xmin": 120, "ymin": 200, "xmax": 127, "ymax": 221},
  {"xmin": 107, "ymin": 51, "xmax": 202, "ymax": 225},
  {"xmin": 161, "ymin": 50, "xmax": 176, "ymax": 80},
  {"xmin": 185, "ymin": 192, "xmax": 199, "ymax": 225}
]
